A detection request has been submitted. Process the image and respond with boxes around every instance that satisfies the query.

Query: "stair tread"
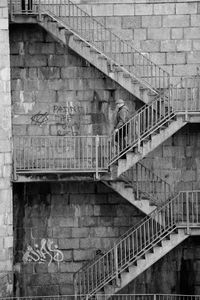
[98,54,107,59]
[123,73,131,78]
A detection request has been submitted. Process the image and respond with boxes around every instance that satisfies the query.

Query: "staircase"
[10,2,200,182]
[10,0,169,105]
[10,3,200,297]
[104,161,172,215]
[11,0,200,208]
[74,190,200,298]
[108,75,200,178]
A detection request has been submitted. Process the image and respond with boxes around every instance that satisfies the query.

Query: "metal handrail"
[121,162,172,205]
[1,295,200,300]
[109,75,200,164]
[10,0,170,93]
[13,135,109,176]
[74,190,200,296]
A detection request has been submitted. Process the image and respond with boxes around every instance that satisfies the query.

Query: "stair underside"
[103,228,188,297]
[105,181,157,215]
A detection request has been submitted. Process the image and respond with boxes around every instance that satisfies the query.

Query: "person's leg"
[21,0,25,11]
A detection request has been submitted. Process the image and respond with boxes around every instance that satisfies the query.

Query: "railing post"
[12,137,17,181]
[10,0,14,21]
[38,0,41,21]
[136,164,139,199]
[74,275,78,300]
[109,31,113,70]
[114,245,120,287]
[185,77,188,121]
[186,191,190,234]
[154,294,157,300]
[137,114,141,152]
[95,135,99,180]
[197,67,200,110]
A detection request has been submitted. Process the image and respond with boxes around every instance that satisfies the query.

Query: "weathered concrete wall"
[13,181,200,296]
[13,182,143,296]
[120,236,200,295]
[10,24,138,139]
[0,0,13,296]
[75,0,200,85]
[142,123,200,195]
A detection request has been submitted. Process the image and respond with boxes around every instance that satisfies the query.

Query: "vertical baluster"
[196,191,199,224]
[73,136,76,169]
[186,191,190,234]
[18,138,20,171]
[136,227,139,255]
[114,244,119,285]
[144,222,147,248]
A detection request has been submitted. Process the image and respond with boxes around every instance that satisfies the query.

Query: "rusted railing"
[10,0,170,92]
[121,162,172,204]
[74,190,200,297]
[13,135,108,177]
[109,75,200,164]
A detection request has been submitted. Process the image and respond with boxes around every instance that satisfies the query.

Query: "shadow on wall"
[91,90,110,135]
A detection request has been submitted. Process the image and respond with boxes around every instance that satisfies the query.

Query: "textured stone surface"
[0,0,12,296]
[10,1,200,297]
[13,182,143,296]
[10,24,137,139]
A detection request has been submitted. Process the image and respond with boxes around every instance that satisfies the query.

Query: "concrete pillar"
[0,0,13,296]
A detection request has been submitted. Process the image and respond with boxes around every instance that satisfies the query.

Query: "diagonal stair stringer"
[31,12,163,104]
[103,180,157,215]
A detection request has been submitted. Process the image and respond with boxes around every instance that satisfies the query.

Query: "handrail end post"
[186,191,190,235]
[114,244,120,287]
[95,135,99,180]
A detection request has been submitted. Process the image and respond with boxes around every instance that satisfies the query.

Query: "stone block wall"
[13,182,143,296]
[10,24,138,139]
[0,0,13,296]
[13,181,200,296]
[142,123,200,196]
[75,0,200,84]
[121,236,200,295]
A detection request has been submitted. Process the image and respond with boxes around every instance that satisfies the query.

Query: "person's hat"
[116,99,124,105]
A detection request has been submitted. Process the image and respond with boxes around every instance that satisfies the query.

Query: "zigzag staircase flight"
[10,0,169,104]
[74,190,200,298]
[11,0,200,216]
[104,161,172,215]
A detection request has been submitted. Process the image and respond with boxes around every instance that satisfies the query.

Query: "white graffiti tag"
[22,239,64,266]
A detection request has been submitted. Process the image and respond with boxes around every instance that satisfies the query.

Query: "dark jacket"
[115,105,129,129]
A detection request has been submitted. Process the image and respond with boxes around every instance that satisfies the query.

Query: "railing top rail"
[135,162,171,187]
[13,135,108,138]
[2,294,200,299]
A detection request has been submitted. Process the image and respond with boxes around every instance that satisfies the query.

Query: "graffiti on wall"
[22,238,64,266]
[31,111,49,126]
[29,102,86,135]
[53,102,85,136]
